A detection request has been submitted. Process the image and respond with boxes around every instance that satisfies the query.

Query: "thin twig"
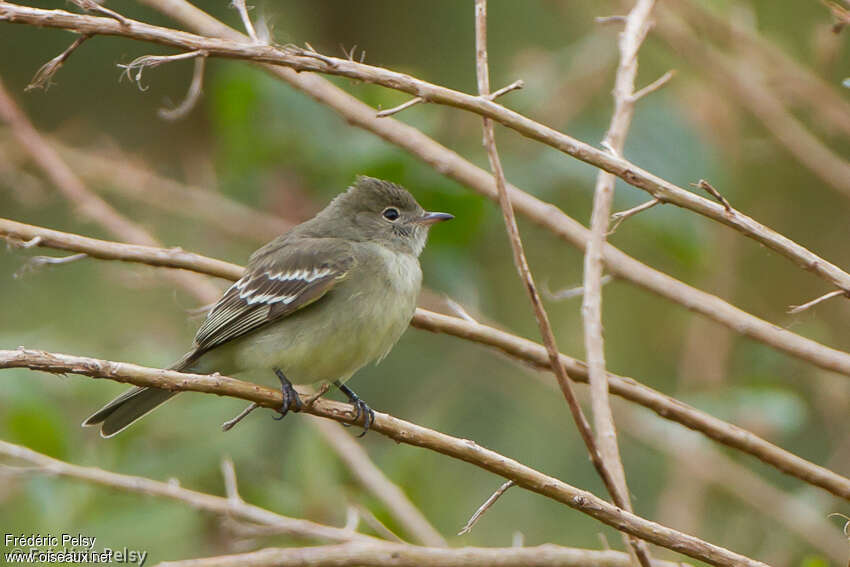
[119,50,207,91]
[0,348,769,566]
[5,3,850,301]
[0,439,372,543]
[691,179,732,213]
[12,0,850,357]
[376,97,423,118]
[221,402,258,431]
[788,290,847,315]
[0,77,222,304]
[474,0,620,513]
[581,3,657,566]
[630,69,675,102]
[309,417,447,548]
[220,456,242,503]
[544,275,614,301]
[231,0,258,42]
[608,198,660,233]
[13,252,87,279]
[457,480,514,535]
[26,35,90,91]
[159,55,206,120]
[69,0,129,25]
[8,218,850,504]
[486,79,525,100]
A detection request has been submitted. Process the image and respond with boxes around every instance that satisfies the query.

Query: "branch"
[13,1,850,395]
[0,349,767,566]
[581,2,656,565]
[155,542,688,567]
[308,417,446,548]
[4,4,850,300]
[472,10,653,567]
[0,134,293,242]
[5,217,850,505]
[0,75,221,305]
[654,8,850,199]
[0,439,371,543]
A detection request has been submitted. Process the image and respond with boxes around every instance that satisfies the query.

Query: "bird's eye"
[382,207,400,221]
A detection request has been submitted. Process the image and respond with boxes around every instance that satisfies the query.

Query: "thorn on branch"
[158,56,206,121]
[691,179,732,213]
[376,97,423,118]
[26,35,90,92]
[118,50,207,92]
[609,198,660,233]
[788,289,848,314]
[458,480,515,535]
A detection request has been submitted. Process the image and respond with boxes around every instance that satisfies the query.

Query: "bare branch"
[159,55,206,120]
[26,35,90,91]
[473,2,629,540]
[0,77,222,304]
[376,97,423,118]
[7,218,850,504]
[220,456,242,503]
[17,0,850,385]
[156,542,689,567]
[0,349,768,565]
[581,3,657,566]
[788,290,847,315]
[0,439,371,543]
[4,3,850,301]
[309,417,447,548]
[457,480,514,535]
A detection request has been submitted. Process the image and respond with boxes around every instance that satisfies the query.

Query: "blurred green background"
[1,1,850,565]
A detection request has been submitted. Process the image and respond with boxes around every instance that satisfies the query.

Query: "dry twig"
[25,35,90,91]
[457,480,514,535]
[4,217,850,504]
[4,2,850,300]
[81,0,850,390]
[159,55,206,120]
[0,348,768,566]
[581,3,657,565]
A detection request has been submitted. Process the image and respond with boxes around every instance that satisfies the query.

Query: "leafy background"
[1,1,849,565]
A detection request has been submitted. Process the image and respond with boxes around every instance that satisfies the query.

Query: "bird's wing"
[193,238,356,352]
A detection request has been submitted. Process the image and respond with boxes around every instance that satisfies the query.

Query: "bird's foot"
[274,368,303,420]
[335,381,375,437]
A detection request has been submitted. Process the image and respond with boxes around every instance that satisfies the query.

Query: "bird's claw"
[343,398,374,437]
[273,368,302,421]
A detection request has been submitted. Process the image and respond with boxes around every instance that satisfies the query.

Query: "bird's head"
[323,176,453,256]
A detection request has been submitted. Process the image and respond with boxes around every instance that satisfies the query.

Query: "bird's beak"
[414,211,454,225]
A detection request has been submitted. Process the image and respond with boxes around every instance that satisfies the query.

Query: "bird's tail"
[82,351,199,438]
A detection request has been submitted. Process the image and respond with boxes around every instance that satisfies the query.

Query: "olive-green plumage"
[83,177,452,437]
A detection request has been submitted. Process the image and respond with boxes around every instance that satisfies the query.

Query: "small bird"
[83,176,452,437]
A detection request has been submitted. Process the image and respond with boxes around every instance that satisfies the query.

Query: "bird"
[83,176,453,438]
